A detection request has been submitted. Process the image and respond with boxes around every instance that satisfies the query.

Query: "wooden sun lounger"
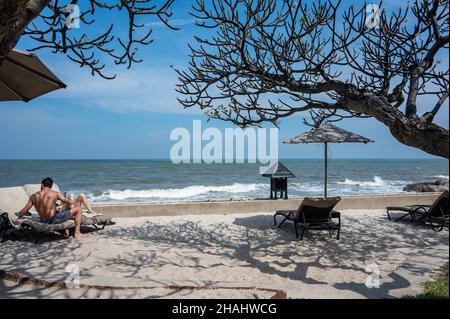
[3,212,113,243]
[274,197,341,240]
[386,191,449,231]
[386,205,431,222]
[81,214,114,230]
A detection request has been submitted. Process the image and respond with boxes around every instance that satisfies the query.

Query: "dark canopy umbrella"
[284,123,374,198]
[0,49,66,102]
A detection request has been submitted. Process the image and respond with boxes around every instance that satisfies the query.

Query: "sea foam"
[336,176,387,187]
[98,183,265,200]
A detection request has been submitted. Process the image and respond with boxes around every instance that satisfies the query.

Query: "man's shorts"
[43,210,72,224]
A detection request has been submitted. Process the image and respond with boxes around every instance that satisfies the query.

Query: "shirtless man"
[18,177,85,239]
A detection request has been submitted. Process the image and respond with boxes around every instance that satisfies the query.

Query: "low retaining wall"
[92,193,441,218]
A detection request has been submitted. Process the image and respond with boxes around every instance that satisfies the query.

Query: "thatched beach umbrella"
[284,123,374,198]
[0,49,66,102]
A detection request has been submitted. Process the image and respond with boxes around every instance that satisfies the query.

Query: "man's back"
[18,177,86,238]
[31,189,59,220]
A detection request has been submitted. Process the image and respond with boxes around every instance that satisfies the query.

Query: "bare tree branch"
[177,0,449,158]
[1,0,176,78]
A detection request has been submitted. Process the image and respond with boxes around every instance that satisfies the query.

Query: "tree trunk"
[0,0,49,63]
[341,93,449,159]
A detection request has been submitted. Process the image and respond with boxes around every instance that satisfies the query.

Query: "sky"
[0,0,448,160]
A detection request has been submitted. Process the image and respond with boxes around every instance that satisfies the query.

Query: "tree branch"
[177,0,449,158]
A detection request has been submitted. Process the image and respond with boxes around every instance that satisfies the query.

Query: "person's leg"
[70,207,85,238]
[50,211,76,238]
[74,194,96,213]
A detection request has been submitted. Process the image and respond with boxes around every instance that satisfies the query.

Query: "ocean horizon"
[0,159,447,204]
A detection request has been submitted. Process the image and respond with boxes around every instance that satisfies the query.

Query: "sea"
[0,159,448,204]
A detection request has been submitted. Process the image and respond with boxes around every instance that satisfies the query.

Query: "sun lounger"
[0,212,14,239]
[0,185,114,242]
[386,205,431,222]
[386,191,449,231]
[4,212,75,243]
[81,213,114,230]
[2,211,113,243]
[274,197,341,240]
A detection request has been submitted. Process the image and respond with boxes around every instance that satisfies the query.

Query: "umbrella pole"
[324,142,328,198]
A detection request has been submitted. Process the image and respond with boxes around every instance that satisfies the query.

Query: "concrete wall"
[0,184,441,218]
[92,193,442,218]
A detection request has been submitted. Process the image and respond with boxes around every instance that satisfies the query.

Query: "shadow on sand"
[0,212,448,298]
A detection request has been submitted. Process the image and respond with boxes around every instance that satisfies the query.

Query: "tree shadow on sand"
[0,213,447,298]
[96,213,448,298]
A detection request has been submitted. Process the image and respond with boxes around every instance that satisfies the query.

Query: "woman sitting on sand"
[57,193,97,215]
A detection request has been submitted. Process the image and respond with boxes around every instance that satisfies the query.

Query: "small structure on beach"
[261,162,295,199]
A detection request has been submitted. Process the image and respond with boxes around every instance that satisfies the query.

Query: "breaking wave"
[336,176,388,187]
[93,183,266,201]
[88,176,409,203]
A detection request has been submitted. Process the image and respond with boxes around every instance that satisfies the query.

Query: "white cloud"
[47,64,200,115]
[0,105,89,129]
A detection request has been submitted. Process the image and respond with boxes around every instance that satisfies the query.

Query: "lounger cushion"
[82,215,111,226]
[21,218,75,233]
[0,184,62,214]
[295,197,341,218]
[0,187,29,213]
[299,197,341,209]
[22,183,60,197]
[7,212,74,233]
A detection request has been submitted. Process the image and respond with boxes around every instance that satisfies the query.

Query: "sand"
[0,210,448,299]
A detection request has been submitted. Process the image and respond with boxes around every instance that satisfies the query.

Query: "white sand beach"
[0,210,448,299]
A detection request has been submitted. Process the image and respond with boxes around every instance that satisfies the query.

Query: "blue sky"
[0,0,448,160]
